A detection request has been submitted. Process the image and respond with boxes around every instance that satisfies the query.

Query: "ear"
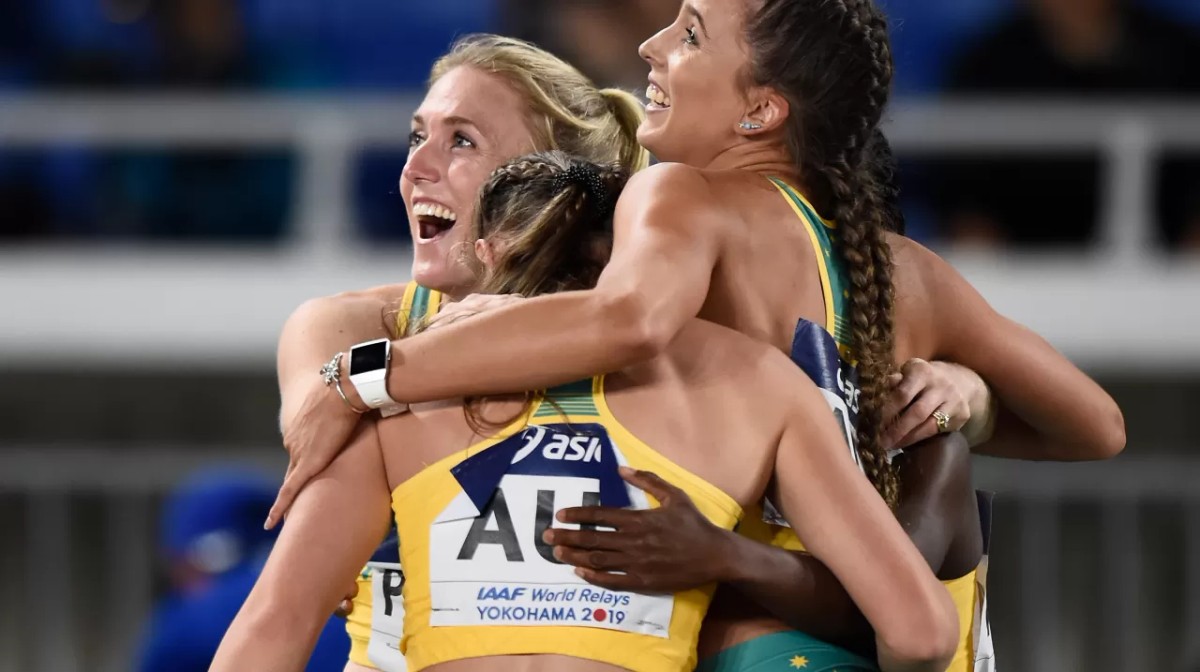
[738,86,789,136]
[474,238,496,269]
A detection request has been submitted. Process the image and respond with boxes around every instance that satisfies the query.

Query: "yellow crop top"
[393,376,743,672]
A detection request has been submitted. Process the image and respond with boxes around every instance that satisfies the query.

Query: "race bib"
[763,319,863,528]
[428,424,672,637]
[791,318,860,465]
[365,562,407,672]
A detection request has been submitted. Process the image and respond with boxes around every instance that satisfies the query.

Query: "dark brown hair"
[746,0,900,505]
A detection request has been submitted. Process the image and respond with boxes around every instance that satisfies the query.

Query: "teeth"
[646,83,671,108]
[413,202,457,222]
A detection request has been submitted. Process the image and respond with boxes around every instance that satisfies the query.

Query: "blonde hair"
[431,34,649,176]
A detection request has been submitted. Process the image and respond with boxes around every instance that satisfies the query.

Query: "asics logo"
[512,426,604,465]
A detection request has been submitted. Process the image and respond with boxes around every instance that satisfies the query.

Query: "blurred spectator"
[931,0,1200,251]
[504,0,674,88]
[155,0,255,87]
[136,467,349,672]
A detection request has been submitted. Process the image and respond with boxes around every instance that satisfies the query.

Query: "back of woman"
[368,153,792,672]
[361,152,953,672]
[372,320,787,672]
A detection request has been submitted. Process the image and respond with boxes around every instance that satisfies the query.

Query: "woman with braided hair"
[274,0,1124,669]
[213,151,957,672]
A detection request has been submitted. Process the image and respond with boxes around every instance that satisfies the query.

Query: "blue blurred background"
[1,1,1199,671]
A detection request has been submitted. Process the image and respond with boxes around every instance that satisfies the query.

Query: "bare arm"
[722,433,974,655]
[770,373,959,672]
[369,164,723,403]
[212,424,392,672]
[897,239,1125,460]
[277,289,395,433]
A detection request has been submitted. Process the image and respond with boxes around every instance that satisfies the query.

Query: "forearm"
[720,531,873,653]
[278,294,391,432]
[954,319,1124,461]
[211,603,326,672]
[382,290,656,404]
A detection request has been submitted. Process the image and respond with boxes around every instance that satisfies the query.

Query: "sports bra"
[392,377,743,672]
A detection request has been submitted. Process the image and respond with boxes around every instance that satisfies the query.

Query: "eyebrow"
[684,3,709,38]
[411,114,483,131]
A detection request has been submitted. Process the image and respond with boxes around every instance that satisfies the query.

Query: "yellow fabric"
[346,280,444,670]
[943,569,979,672]
[346,571,378,668]
[769,179,836,337]
[394,376,743,672]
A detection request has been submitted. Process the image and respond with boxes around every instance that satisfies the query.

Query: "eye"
[408,130,426,148]
[684,26,699,46]
[453,132,476,149]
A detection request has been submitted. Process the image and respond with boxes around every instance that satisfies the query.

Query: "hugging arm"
[721,432,973,654]
[367,164,724,404]
[769,375,959,672]
[903,241,1125,460]
[212,423,392,672]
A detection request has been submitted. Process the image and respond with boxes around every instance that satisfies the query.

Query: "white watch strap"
[352,375,408,415]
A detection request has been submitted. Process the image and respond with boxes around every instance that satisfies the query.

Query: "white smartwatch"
[348,338,408,417]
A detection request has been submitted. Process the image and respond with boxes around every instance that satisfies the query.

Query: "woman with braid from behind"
[279,0,1125,669]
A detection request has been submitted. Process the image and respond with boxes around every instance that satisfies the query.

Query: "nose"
[638,24,669,67]
[401,138,441,186]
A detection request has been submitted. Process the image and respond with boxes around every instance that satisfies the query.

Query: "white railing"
[2,96,1200,370]
[0,448,1195,672]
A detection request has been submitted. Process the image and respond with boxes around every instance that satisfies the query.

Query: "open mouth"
[413,202,458,241]
[646,82,671,110]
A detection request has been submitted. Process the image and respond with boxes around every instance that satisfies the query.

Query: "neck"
[700,139,805,191]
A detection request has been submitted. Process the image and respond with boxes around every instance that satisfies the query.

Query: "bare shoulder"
[885,233,968,297]
[617,163,729,224]
[330,282,411,307]
[667,319,804,414]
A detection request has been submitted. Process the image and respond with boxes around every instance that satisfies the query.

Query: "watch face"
[350,341,388,376]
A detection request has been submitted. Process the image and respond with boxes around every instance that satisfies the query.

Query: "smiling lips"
[646,82,672,109]
[413,202,458,241]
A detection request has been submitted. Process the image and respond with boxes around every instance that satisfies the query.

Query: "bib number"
[431,441,672,637]
[366,562,407,672]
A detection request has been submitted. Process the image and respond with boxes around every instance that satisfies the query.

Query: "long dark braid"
[747,0,900,506]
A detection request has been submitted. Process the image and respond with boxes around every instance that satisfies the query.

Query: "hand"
[267,377,363,529]
[425,293,525,331]
[543,467,735,593]
[335,579,359,618]
[881,359,993,450]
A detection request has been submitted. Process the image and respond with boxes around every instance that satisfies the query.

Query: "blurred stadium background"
[1,0,1199,670]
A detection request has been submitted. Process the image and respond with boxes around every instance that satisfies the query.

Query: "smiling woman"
[259,33,648,672]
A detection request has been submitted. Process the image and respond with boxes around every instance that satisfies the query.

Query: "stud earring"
[739,121,763,131]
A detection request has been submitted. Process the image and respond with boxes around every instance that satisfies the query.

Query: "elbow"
[1097,403,1127,459]
[876,592,959,671]
[600,291,674,365]
[1076,400,1126,461]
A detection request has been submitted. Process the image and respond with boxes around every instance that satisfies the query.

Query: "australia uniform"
[394,377,742,671]
[345,282,443,672]
[702,180,995,672]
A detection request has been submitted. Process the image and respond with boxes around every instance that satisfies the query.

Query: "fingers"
[885,389,943,449]
[556,505,642,529]
[882,359,929,423]
[543,526,629,551]
[553,546,626,571]
[266,461,316,530]
[618,467,681,504]
[334,580,359,618]
[894,402,967,450]
[574,568,646,592]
